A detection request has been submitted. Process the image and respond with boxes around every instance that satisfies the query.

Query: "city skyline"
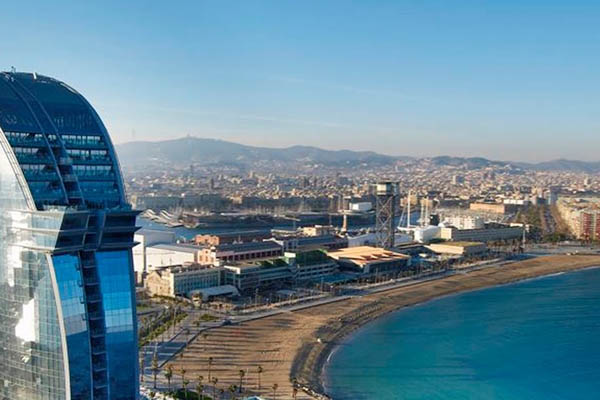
[1,1,599,162]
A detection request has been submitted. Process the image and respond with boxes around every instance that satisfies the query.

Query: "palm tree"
[238,369,245,393]
[272,383,279,400]
[207,356,213,382]
[211,377,218,399]
[203,333,208,353]
[292,377,299,399]
[183,378,190,400]
[229,385,238,400]
[164,364,173,393]
[140,357,145,382]
[197,375,204,399]
[196,383,204,400]
[179,367,187,396]
[256,365,263,390]
[151,352,159,389]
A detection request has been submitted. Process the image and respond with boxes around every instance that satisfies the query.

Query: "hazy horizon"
[2,1,598,162]
[116,135,600,164]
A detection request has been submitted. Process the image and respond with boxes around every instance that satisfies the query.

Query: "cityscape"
[1,1,600,400]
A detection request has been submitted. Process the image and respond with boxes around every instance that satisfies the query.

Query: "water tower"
[375,181,398,248]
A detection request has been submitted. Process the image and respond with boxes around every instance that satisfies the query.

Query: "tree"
[165,364,173,393]
[272,383,279,400]
[256,365,263,390]
[238,369,245,393]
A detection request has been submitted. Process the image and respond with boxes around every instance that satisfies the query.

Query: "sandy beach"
[171,254,600,399]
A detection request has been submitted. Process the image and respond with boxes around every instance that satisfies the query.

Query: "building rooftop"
[150,243,202,254]
[328,246,409,266]
[214,241,282,252]
[433,241,484,247]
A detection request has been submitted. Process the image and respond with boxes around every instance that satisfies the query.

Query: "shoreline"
[318,263,600,396]
[290,255,600,398]
[173,254,600,400]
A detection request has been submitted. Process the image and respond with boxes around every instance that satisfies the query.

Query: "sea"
[324,267,600,400]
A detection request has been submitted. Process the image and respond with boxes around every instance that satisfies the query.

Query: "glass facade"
[0,135,66,399]
[52,254,92,400]
[96,251,137,400]
[0,72,138,400]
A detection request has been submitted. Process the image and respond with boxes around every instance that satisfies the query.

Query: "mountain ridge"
[115,137,600,172]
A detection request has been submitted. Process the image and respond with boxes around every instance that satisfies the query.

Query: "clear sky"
[1,0,598,162]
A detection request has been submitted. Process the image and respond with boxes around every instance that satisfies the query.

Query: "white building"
[133,229,177,279]
[444,215,485,230]
[146,244,202,270]
[349,202,373,212]
[413,226,441,243]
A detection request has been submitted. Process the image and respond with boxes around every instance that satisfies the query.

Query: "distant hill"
[428,156,512,169]
[517,159,600,173]
[115,137,405,168]
[115,137,600,173]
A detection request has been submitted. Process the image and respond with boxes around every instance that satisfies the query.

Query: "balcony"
[23,170,59,182]
[15,153,54,164]
[77,173,116,182]
[6,135,46,147]
[63,141,107,150]
[62,174,78,182]
[30,188,64,201]
[70,157,113,165]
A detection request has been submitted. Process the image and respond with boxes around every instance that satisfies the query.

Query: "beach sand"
[171,254,600,399]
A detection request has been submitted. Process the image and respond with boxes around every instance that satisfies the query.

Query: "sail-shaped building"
[0,72,138,399]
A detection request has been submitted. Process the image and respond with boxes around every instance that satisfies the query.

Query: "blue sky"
[1,0,598,161]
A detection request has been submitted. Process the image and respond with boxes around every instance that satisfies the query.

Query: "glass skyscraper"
[0,72,138,399]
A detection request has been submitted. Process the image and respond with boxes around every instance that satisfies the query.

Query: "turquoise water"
[325,267,600,400]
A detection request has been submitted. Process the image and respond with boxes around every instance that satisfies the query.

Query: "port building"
[327,246,410,276]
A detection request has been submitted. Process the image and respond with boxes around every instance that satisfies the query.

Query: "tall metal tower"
[375,181,398,249]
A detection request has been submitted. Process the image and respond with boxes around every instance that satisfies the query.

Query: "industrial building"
[0,72,138,399]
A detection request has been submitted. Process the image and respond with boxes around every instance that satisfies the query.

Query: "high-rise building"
[0,72,138,399]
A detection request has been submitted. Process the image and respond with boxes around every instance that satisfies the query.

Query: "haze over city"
[2,0,599,161]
